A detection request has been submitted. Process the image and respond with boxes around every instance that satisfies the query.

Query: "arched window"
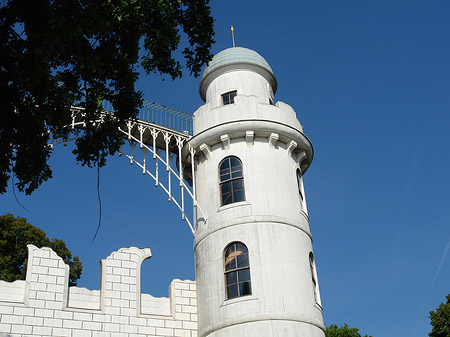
[296,169,304,201]
[224,242,251,299]
[296,168,308,214]
[219,156,245,206]
[309,252,321,306]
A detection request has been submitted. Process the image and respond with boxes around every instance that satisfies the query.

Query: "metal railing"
[102,100,193,135]
[64,103,201,234]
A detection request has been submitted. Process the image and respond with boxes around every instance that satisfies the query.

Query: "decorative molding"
[269,132,279,148]
[287,140,297,156]
[245,130,254,145]
[199,143,211,159]
[220,134,230,150]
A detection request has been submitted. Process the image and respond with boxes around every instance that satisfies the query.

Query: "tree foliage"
[429,294,450,337]
[326,323,372,337]
[0,213,82,286]
[0,0,214,194]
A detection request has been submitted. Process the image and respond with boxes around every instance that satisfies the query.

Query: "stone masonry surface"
[0,245,197,337]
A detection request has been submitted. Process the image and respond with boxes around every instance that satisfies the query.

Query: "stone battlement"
[0,245,197,337]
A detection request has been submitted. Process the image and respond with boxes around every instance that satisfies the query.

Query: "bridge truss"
[50,102,205,234]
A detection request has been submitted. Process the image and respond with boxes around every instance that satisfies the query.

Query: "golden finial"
[231,25,235,48]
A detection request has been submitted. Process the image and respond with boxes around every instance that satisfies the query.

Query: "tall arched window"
[296,169,304,202]
[224,242,251,299]
[296,168,308,214]
[219,156,245,206]
[309,252,321,306]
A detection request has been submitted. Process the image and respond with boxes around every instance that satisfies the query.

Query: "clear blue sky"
[1,1,450,336]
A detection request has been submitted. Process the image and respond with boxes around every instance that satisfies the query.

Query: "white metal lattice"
[49,107,205,234]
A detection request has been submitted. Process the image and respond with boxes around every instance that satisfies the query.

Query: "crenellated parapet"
[100,246,151,315]
[25,245,70,311]
[0,245,197,337]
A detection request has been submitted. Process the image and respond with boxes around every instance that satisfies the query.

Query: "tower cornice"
[184,119,313,174]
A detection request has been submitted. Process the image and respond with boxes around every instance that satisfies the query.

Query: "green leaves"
[0,0,214,194]
[0,213,83,286]
[429,294,450,337]
[326,323,372,337]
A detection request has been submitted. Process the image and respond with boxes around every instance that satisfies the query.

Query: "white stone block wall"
[0,245,197,337]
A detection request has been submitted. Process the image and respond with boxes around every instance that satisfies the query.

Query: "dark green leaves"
[0,0,214,194]
[0,213,82,286]
[326,323,372,337]
[429,294,450,337]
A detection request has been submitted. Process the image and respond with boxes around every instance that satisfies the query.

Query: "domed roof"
[199,47,277,101]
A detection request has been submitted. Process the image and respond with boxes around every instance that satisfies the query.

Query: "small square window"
[222,91,237,105]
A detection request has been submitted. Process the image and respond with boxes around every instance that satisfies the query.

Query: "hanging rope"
[11,173,28,211]
[91,162,102,243]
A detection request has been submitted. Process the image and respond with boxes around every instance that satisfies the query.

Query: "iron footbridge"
[50,101,205,234]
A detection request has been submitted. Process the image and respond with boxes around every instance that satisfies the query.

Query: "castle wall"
[0,245,197,337]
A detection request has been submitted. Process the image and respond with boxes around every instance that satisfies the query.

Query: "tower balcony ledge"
[193,95,304,134]
[183,119,313,173]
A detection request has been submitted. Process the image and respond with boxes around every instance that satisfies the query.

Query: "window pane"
[220,159,230,170]
[227,285,238,299]
[225,256,236,271]
[229,157,241,168]
[236,254,249,268]
[222,181,232,194]
[231,167,242,178]
[225,244,236,256]
[231,171,242,179]
[232,179,243,191]
[238,269,251,282]
[222,193,233,206]
[297,169,302,186]
[223,95,230,105]
[231,249,243,258]
[230,91,237,103]
[239,282,251,296]
[233,190,245,203]
[220,172,230,182]
[220,168,230,176]
[297,169,304,200]
[230,166,242,174]
[235,242,247,254]
[230,164,241,172]
[226,271,237,285]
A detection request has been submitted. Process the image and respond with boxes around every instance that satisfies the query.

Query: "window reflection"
[224,242,252,299]
[222,91,237,105]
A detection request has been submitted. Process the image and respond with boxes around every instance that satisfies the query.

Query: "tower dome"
[199,47,278,101]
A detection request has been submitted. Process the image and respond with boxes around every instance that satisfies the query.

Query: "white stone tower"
[189,47,325,337]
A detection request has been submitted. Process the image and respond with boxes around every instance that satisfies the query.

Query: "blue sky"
[1,1,450,336]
